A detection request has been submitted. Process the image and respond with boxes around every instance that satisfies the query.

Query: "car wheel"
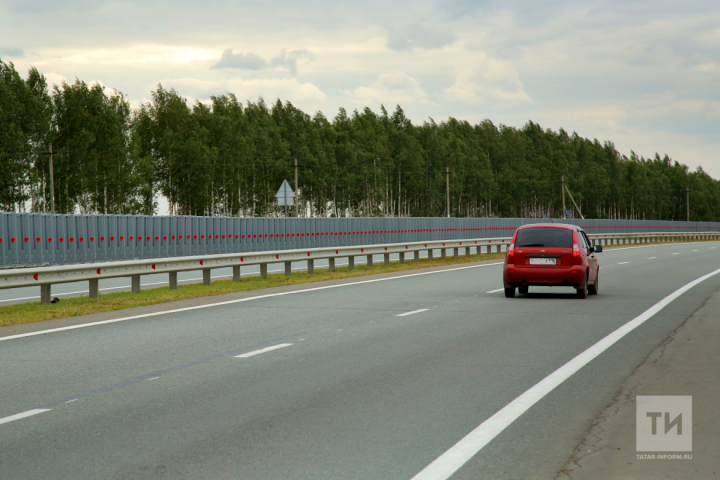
[504,287,516,298]
[588,272,599,295]
[577,273,588,299]
[518,285,529,294]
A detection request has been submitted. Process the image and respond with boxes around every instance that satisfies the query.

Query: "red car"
[503,223,601,298]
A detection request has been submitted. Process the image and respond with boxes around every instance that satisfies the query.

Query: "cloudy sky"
[2,0,719,177]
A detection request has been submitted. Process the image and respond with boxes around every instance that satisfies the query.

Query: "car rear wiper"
[519,243,544,247]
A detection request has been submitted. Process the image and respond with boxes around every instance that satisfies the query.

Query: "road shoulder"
[557,287,720,479]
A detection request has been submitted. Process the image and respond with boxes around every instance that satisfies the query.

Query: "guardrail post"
[428,249,434,260]
[466,246,471,256]
[132,275,140,293]
[454,247,459,257]
[40,284,51,304]
[349,256,355,269]
[441,248,447,259]
[260,264,268,278]
[169,272,178,290]
[233,266,241,282]
[367,254,373,267]
[329,258,335,272]
[203,269,212,285]
[284,262,291,276]
[384,253,390,265]
[89,279,99,298]
[399,252,405,264]
[307,259,314,273]
[414,250,420,262]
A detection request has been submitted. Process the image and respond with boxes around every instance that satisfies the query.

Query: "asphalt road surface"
[1,241,718,479]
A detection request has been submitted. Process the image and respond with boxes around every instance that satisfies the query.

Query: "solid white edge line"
[411,266,720,480]
[486,288,504,294]
[396,309,429,317]
[0,408,52,426]
[618,262,629,264]
[0,262,504,342]
[234,343,293,358]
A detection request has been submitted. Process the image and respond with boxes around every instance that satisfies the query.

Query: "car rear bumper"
[503,264,586,288]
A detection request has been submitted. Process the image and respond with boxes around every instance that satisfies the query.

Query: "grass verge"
[1,252,506,328]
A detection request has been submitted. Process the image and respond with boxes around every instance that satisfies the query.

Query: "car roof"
[517,223,579,230]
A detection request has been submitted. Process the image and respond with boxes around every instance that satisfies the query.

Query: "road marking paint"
[618,262,629,265]
[65,399,77,403]
[411,266,720,480]
[0,408,51,426]
[647,257,656,259]
[148,377,159,380]
[1,262,504,342]
[693,250,698,252]
[486,288,504,294]
[396,309,429,317]
[672,253,680,255]
[234,343,293,358]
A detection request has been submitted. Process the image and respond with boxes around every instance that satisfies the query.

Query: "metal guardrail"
[1,230,718,304]
[3,212,720,268]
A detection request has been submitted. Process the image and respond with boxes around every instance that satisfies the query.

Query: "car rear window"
[515,228,573,247]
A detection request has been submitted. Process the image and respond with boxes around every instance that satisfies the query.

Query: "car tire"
[504,287,516,298]
[588,272,599,295]
[577,273,588,299]
[518,285,529,295]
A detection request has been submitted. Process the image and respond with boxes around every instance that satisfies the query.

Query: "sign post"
[276,179,296,217]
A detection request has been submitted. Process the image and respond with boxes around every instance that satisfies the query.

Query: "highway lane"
[0,241,718,479]
[0,248,481,304]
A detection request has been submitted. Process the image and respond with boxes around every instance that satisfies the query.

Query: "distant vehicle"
[503,223,601,298]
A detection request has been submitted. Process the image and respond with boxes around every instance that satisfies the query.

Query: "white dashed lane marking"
[396,309,429,317]
[234,343,293,358]
[0,409,51,426]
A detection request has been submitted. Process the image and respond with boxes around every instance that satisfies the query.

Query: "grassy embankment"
[1,252,507,328]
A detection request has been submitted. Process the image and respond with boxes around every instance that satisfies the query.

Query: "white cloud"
[445,53,530,104]
[43,72,67,89]
[343,71,432,105]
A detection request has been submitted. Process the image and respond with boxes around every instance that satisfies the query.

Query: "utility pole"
[446,166,450,218]
[687,186,690,222]
[561,175,566,219]
[49,143,55,214]
[294,157,299,217]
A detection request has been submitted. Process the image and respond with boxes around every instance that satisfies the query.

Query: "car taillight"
[572,231,580,257]
[508,230,518,257]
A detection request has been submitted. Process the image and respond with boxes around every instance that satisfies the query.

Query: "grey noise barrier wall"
[1,212,720,269]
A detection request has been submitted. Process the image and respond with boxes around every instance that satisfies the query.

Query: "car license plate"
[530,258,556,265]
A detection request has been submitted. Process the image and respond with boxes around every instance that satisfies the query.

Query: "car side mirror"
[593,245,603,253]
